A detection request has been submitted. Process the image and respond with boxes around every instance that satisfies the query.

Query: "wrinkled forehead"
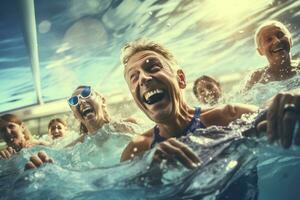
[124,50,166,75]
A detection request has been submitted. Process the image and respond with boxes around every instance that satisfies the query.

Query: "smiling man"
[120,39,260,168]
[245,20,300,90]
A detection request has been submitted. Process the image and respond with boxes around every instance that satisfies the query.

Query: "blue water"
[1,0,300,199]
[1,79,300,200]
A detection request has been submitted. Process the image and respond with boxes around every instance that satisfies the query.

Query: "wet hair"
[0,114,32,141]
[255,20,292,49]
[193,75,221,99]
[72,86,111,135]
[48,118,67,129]
[120,38,179,71]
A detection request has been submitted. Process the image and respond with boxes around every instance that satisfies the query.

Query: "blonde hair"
[255,20,292,48]
[120,38,179,71]
[73,86,111,135]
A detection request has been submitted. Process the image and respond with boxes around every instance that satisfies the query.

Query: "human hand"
[0,147,16,160]
[24,151,54,170]
[153,138,201,169]
[256,92,300,148]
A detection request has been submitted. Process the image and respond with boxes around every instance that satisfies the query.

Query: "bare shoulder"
[201,103,257,127]
[120,128,154,162]
[244,68,265,90]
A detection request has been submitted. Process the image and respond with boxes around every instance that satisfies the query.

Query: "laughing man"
[120,38,300,169]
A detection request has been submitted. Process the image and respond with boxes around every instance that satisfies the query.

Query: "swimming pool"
[1,75,300,200]
[1,1,300,200]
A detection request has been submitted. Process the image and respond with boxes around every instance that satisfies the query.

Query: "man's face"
[69,88,105,128]
[257,25,292,64]
[0,121,26,151]
[48,121,67,139]
[124,50,186,123]
[196,79,221,105]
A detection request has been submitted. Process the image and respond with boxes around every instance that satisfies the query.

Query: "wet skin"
[0,121,27,151]
[257,25,292,66]
[69,88,106,133]
[49,121,67,139]
[124,50,189,125]
[196,80,221,105]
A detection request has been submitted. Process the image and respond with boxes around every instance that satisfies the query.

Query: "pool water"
[1,74,300,200]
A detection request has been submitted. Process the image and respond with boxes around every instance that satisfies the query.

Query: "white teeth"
[273,47,283,52]
[144,89,163,101]
[82,107,91,112]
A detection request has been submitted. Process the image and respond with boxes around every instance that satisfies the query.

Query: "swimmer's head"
[255,21,292,61]
[121,38,179,72]
[68,86,110,134]
[193,75,222,105]
[0,114,32,151]
[121,39,188,123]
[48,118,67,139]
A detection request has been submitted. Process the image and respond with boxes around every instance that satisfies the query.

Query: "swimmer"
[66,86,137,147]
[245,20,300,90]
[120,39,300,167]
[48,118,68,140]
[193,75,222,105]
[0,114,49,159]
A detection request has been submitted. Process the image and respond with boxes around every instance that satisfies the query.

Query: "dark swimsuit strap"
[150,107,205,148]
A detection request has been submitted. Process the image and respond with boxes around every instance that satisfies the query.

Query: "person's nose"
[272,36,280,44]
[140,71,152,87]
[5,126,11,134]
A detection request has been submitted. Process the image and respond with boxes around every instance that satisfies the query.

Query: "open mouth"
[272,47,284,53]
[143,89,166,105]
[80,106,95,119]
[271,43,288,53]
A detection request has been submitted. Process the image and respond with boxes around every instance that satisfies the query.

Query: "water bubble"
[226,160,238,171]
[148,11,153,16]
[133,147,138,152]
[209,157,213,161]
[130,153,134,158]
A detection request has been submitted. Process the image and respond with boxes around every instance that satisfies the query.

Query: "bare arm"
[244,70,264,91]
[201,103,258,127]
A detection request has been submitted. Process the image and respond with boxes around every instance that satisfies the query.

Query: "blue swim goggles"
[68,86,92,106]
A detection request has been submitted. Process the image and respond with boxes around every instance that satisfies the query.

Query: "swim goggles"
[68,86,92,106]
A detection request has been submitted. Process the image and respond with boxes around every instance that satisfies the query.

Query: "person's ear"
[20,123,25,131]
[257,47,264,56]
[177,69,186,89]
